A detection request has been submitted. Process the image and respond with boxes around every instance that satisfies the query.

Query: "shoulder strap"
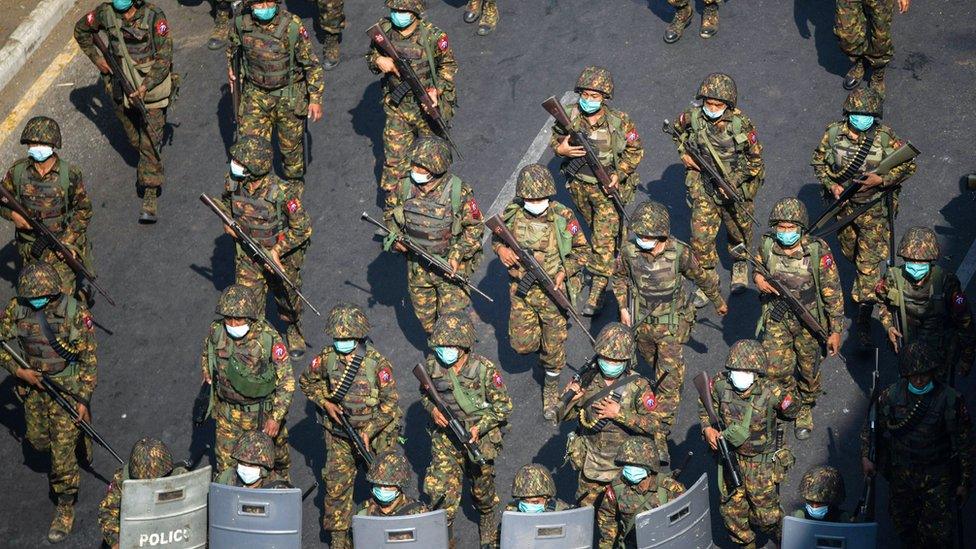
[809,239,826,323]
[449,175,462,214]
[827,123,841,145]
[57,159,71,197]
[657,485,669,506]
[553,211,571,261]
[11,162,26,200]
[419,23,439,89]
[580,374,641,410]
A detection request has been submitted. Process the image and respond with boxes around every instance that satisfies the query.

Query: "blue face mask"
[518,500,545,514]
[372,486,399,504]
[908,380,934,395]
[390,10,413,28]
[229,160,247,179]
[805,503,829,520]
[776,230,801,247]
[598,358,626,378]
[28,297,51,309]
[578,97,602,115]
[904,262,930,281]
[621,465,648,484]
[435,346,460,365]
[27,146,54,162]
[252,6,277,21]
[848,114,875,132]
[333,339,356,354]
[112,0,133,11]
[702,104,726,120]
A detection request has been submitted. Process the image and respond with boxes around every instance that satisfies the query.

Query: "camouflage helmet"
[511,464,556,498]
[429,313,476,348]
[232,430,275,470]
[385,0,426,14]
[21,116,62,149]
[897,341,939,377]
[697,73,737,107]
[128,437,174,480]
[575,66,614,99]
[897,226,940,261]
[631,200,670,238]
[614,437,659,471]
[726,339,768,373]
[18,261,62,298]
[215,284,260,320]
[367,450,411,489]
[843,88,883,117]
[230,135,273,177]
[408,136,451,175]
[593,322,634,362]
[515,163,557,199]
[768,197,809,230]
[325,303,371,339]
[799,465,845,505]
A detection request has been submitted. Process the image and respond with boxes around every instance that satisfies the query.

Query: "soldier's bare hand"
[449,258,460,277]
[468,425,480,444]
[14,367,43,389]
[704,427,721,451]
[563,381,583,400]
[307,104,323,122]
[897,0,910,13]
[716,302,729,316]
[607,173,619,191]
[263,418,280,438]
[268,248,286,272]
[393,241,408,254]
[431,407,449,428]
[375,56,398,76]
[827,333,841,356]
[497,246,518,268]
[96,58,112,75]
[321,400,342,423]
[861,457,876,478]
[887,327,902,353]
[619,308,632,326]
[361,431,371,453]
[831,184,844,199]
[426,87,439,108]
[592,398,621,420]
[76,403,91,424]
[754,274,779,295]
[857,172,883,188]
[112,544,120,549]
[554,271,566,292]
[680,153,700,171]
[227,67,236,93]
[555,135,586,158]
[223,224,236,238]
[128,84,147,101]
[10,211,31,230]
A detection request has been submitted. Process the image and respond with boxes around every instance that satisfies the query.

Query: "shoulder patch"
[641,390,658,411]
[83,313,94,331]
[466,198,482,220]
[747,130,758,145]
[492,371,504,388]
[567,218,581,235]
[604,484,616,503]
[272,342,288,362]
[86,11,96,25]
[678,112,687,127]
[820,253,834,270]
[378,365,393,385]
[155,19,169,37]
[299,25,309,39]
[625,130,639,143]
[437,33,449,51]
[874,278,887,296]
[951,291,968,315]
[287,198,300,214]
[310,355,322,372]
[780,393,794,411]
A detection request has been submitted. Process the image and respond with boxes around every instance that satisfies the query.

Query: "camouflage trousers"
[761,315,823,407]
[19,381,84,498]
[718,455,783,547]
[668,0,718,8]
[509,283,567,373]
[322,426,398,531]
[16,236,94,297]
[634,319,691,434]
[568,178,623,280]
[834,0,894,68]
[239,86,307,197]
[686,175,754,270]
[423,429,499,526]
[381,101,436,192]
[466,0,499,29]
[837,199,889,304]
[577,477,618,547]
[236,243,307,324]
[214,399,291,481]
[407,259,470,335]
[103,78,166,189]
[886,464,954,546]
[315,0,345,34]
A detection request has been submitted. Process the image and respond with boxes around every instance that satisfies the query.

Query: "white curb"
[0,0,79,94]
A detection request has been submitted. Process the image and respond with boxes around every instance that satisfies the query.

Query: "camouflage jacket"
[670,106,764,190]
[366,18,458,106]
[698,374,799,457]
[492,201,588,281]
[811,122,916,199]
[358,494,429,516]
[601,475,686,544]
[549,104,644,186]
[0,156,92,246]
[221,174,312,255]
[98,465,188,546]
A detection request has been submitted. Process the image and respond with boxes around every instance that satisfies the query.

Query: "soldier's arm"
[732,113,763,186]
[697,375,720,432]
[476,362,512,434]
[816,244,846,334]
[73,8,105,65]
[298,354,324,403]
[672,110,693,155]
[564,211,588,276]
[430,29,457,99]
[72,305,98,402]
[277,195,312,253]
[810,127,835,189]
[448,186,484,264]
[200,328,214,381]
[610,254,631,311]
[365,41,383,75]
[98,470,125,547]
[0,168,15,222]
[66,166,93,243]
[615,113,643,179]
[363,358,401,439]
[880,130,917,186]
[382,187,403,235]
[142,8,173,91]
[614,378,658,436]
[269,332,295,422]
[294,21,325,106]
[0,300,19,374]
[225,18,241,66]
[680,248,725,309]
[874,274,896,332]
[420,359,436,415]
[945,274,976,372]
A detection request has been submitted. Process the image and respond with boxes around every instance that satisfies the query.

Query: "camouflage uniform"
[1,117,94,297]
[227,2,324,199]
[875,227,975,380]
[664,0,720,42]
[790,465,851,522]
[357,451,429,517]
[598,437,686,549]
[503,463,572,512]
[367,0,458,192]
[492,164,588,420]
[611,200,725,461]
[861,342,974,546]
[550,67,643,315]
[213,430,280,487]
[199,285,295,480]
[561,323,663,547]
[834,0,896,93]
[462,0,499,35]
[300,304,403,546]
[383,137,484,335]
[0,262,97,543]
[698,340,799,548]
[421,314,512,548]
[222,136,312,356]
[74,1,173,221]
[316,0,344,68]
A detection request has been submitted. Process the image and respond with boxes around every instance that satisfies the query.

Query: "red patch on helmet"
[492,371,504,388]
[378,366,393,385]
[272,342,287,362]
[568,219,581,235]
[781,394,793,411]
[155,19,169,37]
[642,390,658,411]
[310,355,322,372]
[605,485,616,503]
[820,253,834,270]
[467,198,482,220]
[437,33,449,51]
[299,25,309,39]
[747,130,757,145]
[287,198,300,214]
[951,291,968,315]
[625,130,639,143]
[83,314,94,331]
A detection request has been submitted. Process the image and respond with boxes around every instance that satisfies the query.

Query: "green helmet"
[897,341,938,377]
[20,116,61,148]
[215,284,260,320]
[429,313,476,348]
[614,437,659,471]
[408,136,451,175]
[367,450,411,489]
[897,226,940,261]
[18,261,62,298]
[726,339,768,373]
[697,73,737,107]
[631,200,670,238]
[128,437,174,480]
[843,88,883,117]
[575,66,614,99]
[230,135,273,177]
[768,197,809,230]
[799,465,845,505]
[325,303,371,339]
[515,163,556,199]
[385,0,426,14]
[232,430,275,470]
[593,322,633,362]
[511,464,556,498]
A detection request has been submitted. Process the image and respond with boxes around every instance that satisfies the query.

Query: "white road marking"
[0,39,79,145]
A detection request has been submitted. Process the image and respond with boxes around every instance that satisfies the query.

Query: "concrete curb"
[0,0,79,94]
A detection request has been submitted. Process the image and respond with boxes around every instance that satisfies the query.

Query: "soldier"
[1,117,94,299]
[492,164,588,421]
[0,262,97,543]
[461,0,498,35]
[598,437,686,549]
[99,438,188,548]
[861,341,973,546]
[504,463,572,513]
[222,135,312,357]
[875,227,974,381]
[669,74,763,299]
[207,1,233,50]
[358,450,430,517]
[561,322,662,546]
[199,284,295,481]
[315,0,344,69]
[227,0,324,199]
[663,0,721,43]
[74,0,173,223]
[792,465,850,522]
[383,137,484,335]
[420,314,512,549]
[300,303,404,549]
[611,200,727,463]
[214,430,279,488]
[699,340,799,548]
[811,88,916,346]
[835,0,911,94]
[550,66,643,317]
[367,0,458,192]
[754,198,843,440]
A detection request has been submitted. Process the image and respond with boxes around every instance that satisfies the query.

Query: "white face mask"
[702,104,727,120]
[635,237,657,251]
[410,170,433,185]
[729,370,755,391]
[237,464,261,485]
[523,199,549,216]
[225,322,250,339]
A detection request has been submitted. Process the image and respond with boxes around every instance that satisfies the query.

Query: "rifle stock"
[412,363,486,464]
[693,371,743,490]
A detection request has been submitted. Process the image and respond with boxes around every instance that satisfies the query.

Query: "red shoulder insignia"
[641,390,658,411]
[747,130,758,145]
[272,342,288,362]
[781,393,794,411]
[287,198,300,214]
[567,219,581,235]
[83,314,94,331]
[299,25,309,39]
[467,198,482,220]
[874,278,887,296]
[708,376,715,391]
[378,366,393,385]
[155,19,169,37]
[678,112,687,127]
[86,11,96,26]
[437,33,449,51]
[625,130,639,143]
[604,485,616,503]
[820,253,834,270]
[310,355,321,372]
[951,291,968,315]
[492,371,504,388]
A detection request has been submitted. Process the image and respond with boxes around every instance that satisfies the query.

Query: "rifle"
[854,348,881,522]
[228,1,244,130]
[366,24,461,159]
[693,371,743,490]
[884,190,902,353]
[200,194,321,316]
[302,481,318,501]
[485,214,596,345]
[560,355,599,409]
[810,185,899,238]
[361,212,492,303]
[412,363,486,465]
[0,186,115,306]
[336,410,374,466]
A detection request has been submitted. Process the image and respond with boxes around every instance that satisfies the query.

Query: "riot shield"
[209,482,302,549]
[352,509,450,548]
[499,506,594,549]
[781,515,878,549]
[119,465,210,549]
[635,473,714,548]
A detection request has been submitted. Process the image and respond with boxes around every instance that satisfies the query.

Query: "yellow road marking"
[0,38,81,144]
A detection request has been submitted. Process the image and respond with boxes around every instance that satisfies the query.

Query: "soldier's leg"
[835,0,868,87]
[741,459,784,544]
[213,402,243,475]
[424,431,465,527]
[434,276,472,328]
[723,199,755,292]
[585,191,619,314]
[886,467,922,544]
[700,0,719,39]
[566,179,593,227]
[468,459,500,546]
[317,0,345,68]
[719,483,755,547]
[381,104,415,192]
[136,108,165,221]
[863,0,894,95]
[477,0,498,35]
[688,178,721,305]
[275,246,307,356]
[464,0,482,24]
[650,323,689,465]
[793,330,823,438]
[664,0,693,44]
[47,395,82,500]
[509,290,543,356]
[537,292,568,419]
[23,387,52,452]
[322,430,357,544]
[576,477,616,545]
[271,423,291,481]
[852,210,887,345]
[761,320,800,397]
[408,264,439,335]
[208,1,232,50]
[915,468,953,545]
[276,99,307,198]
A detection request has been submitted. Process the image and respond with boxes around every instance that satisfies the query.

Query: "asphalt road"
[0,0,973,547]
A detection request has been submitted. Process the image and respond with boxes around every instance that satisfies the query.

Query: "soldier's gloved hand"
[14,367,43,389]
[703,426,720,451]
